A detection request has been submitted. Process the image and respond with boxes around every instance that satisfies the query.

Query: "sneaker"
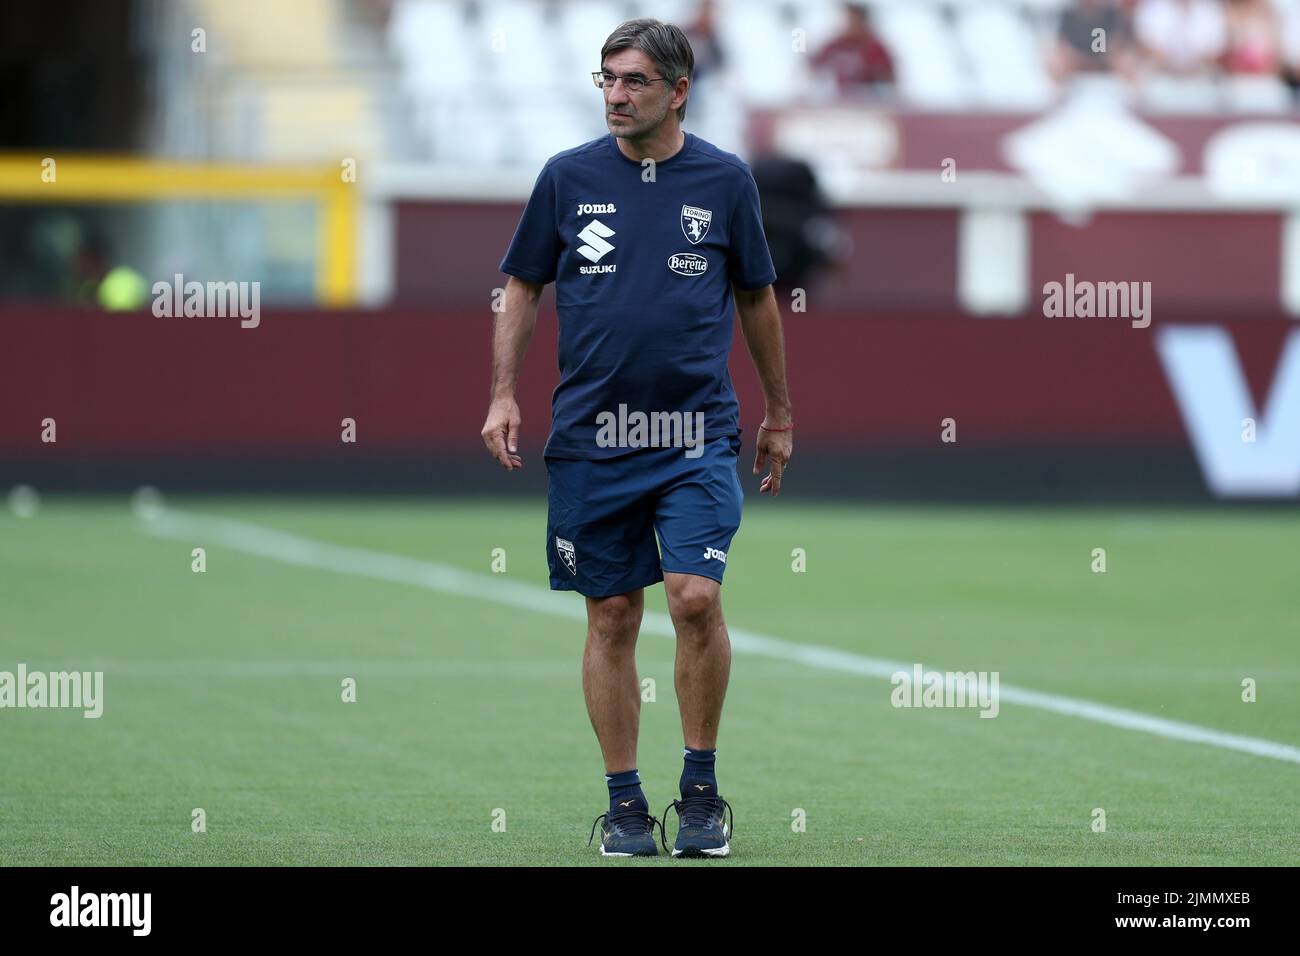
[662,792,733,858]
[587,804,663,857]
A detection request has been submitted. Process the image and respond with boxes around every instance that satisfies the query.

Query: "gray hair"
[600,18,694,121]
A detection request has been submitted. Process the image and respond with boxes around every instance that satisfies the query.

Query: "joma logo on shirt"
[577,202,617,215]
[703,547,727,563]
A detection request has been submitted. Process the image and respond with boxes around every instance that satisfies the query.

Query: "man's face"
[600,48,681,138]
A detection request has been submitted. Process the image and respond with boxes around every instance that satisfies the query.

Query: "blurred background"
[3,0,1300,501]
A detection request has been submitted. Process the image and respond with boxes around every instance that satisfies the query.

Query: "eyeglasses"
[592,70,670,93]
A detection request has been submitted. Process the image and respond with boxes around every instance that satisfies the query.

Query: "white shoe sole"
[672,843,729,857]
[599,845,656,857]
[671,825,730,858]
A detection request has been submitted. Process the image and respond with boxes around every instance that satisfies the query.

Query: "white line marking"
[142,507,1300,766]
[13,659,578,678]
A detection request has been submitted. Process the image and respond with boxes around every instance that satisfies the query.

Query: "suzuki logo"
[1157,327,1300,498]
[577,219,615,263]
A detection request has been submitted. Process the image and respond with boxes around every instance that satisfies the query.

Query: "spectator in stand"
[811,2,894,96]
[1134,0,1226,74]
[1284,0,1300,97]
[683,0,725,84]
[1221,0,1282,75]
[1050,0,1138,84]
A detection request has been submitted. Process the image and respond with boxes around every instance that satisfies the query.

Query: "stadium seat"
[390,1,481,157]
[1224,75,1293,114]
[716,0,809,107]
[389,1,475,97]
[1015,0,1072,11]
[872,4,968,107]
[558,0,627,94]
[478,0,563,96]
[1140,75,1224,114]
[954,3,1054,109]
[630,0,695,25]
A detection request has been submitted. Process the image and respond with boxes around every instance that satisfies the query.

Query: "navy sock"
[605,769,646,814]
[680,747,717,798]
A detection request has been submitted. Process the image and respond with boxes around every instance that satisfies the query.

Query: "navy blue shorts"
[545,435,743,598]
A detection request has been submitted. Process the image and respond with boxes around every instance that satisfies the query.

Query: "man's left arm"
[735,283,793,496]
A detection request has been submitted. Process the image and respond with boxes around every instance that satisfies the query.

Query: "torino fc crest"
[555,536,577,575]
[681,205,712,244]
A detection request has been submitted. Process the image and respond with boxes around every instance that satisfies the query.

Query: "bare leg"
[663,572,730,750]
[582,589,645,772]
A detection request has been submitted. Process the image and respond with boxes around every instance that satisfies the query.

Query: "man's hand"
[481,396,523,470]
[753,420,792,496]
[481,276,542,472]
[735,281,794,497]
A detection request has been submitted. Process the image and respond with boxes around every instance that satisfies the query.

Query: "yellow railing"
[0,155,357,306]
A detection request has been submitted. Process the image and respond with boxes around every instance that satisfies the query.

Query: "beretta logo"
[668,252,708,276]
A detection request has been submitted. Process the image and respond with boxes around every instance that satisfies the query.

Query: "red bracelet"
[759,422,793,432]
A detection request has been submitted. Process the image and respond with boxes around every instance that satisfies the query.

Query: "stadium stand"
[376,0,1298,167]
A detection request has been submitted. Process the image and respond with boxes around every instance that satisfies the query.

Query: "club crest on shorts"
[681,205,712,245]
[555,536,577,575]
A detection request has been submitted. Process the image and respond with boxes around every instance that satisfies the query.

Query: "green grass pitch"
[2,497,1297,865]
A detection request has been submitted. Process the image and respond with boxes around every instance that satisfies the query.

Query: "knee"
[668,578,721,635]
[587,594,641,645]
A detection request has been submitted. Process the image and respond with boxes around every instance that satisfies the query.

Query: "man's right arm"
[481,275,544,470]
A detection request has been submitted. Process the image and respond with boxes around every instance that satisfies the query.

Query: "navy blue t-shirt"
[499,132,777,459]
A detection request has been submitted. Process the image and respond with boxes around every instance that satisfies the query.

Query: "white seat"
[478,0,562,98]
[954,3,1053,109]
[717,0,807,107]
[1016,0,1073,12]
[628,0,694,26]
[515,101,604,166]
[430,98,510,166]
[874,5,969,107]
[558,0,625,93]
[390,0,474,97]
[1140,75,1223,114]
[1224,75,1293,113]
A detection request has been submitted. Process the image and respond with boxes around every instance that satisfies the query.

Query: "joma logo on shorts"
[577,202,616,215]
[703,547,727,563]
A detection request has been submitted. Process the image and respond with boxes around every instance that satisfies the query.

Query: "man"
[480,18,793,859]
[811,2,895,95]
[1050,0,1137,85]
